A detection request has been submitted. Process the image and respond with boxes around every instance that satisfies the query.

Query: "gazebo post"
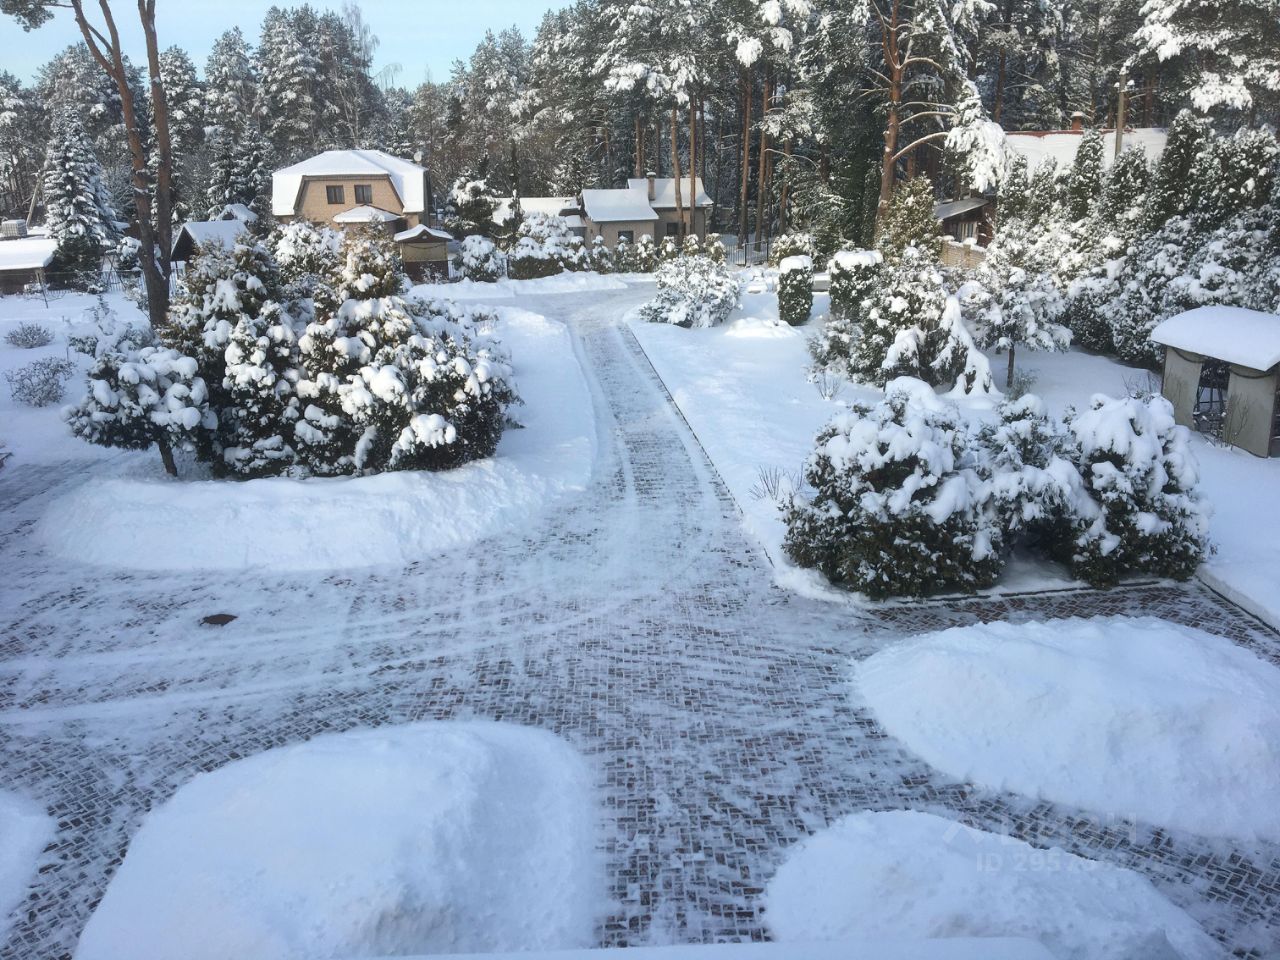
[1160,347,1202,431]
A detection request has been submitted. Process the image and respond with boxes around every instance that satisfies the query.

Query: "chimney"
[1070,111,1085,133]
[646,171,656,201]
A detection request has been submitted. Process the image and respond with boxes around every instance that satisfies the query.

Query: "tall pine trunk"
[671,107,685,239]
[738,68,752,246]
[634,113,644,178]
[688,98,698,239]
[754,72,771,245]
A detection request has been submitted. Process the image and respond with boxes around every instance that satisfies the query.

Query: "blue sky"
[1,1,568,85]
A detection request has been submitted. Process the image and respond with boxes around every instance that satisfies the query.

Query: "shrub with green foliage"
[640,255,740,328]
[777,255,814,326]
[633,234,658,272]
[876,177,939,262]
[769,232,816,266]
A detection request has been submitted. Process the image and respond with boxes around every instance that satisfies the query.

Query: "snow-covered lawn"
[630,286,1280,620]
[764,810,1221,960]
[75,722,602,960]
[0,790,53,944]
[855,616,1280,843]
[34,306,595,571]
[0,291,141,466]
[410,270,641,301]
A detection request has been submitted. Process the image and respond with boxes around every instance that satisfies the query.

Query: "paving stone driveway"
[1,288,1277,958]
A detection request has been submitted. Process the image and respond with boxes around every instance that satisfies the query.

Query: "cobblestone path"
[1,289,1278,958]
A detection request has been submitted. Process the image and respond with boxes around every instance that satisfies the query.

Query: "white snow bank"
[0,790,54,943]
[37,308,595,571]
[411,271,628,301]
[765,810,1220,960]
[400,938,1055,960]
[75,722,601,960]
[723,316,797,340]
[855,617,1280,843]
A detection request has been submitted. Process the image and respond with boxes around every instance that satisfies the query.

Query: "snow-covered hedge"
[454,235,506,283]
[826,249,882,322]
[783,379,1002,598]
[768,232,816,266]
[640,255,741,328]
[777,255,814,326]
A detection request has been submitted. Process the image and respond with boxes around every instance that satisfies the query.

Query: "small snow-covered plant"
[640,255,741,329]
[777,255,814,326]
[783,378,1003,598]
[588,236,614,273]
[633,234,658,273]
[68,296,154,358]
[827,248,882,322]
[1058,393,1209,586]
[658,235,681,262]
[875,177,939,263]
[507,213,580,279]
[219,301,302,478]
[272,220,343,314]
[769,232,816,266]
[613,238,635,272]
[681,234,703,257]
[65,347,212,476]
[704,233,727,264]
[6,357,76,406]
[5,322,54,349]
[454,235,506,282]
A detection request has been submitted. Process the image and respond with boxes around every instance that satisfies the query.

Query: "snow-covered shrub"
[826,248,882,322]
[876,178,939,262]
[272,220,343,314]
[1056,394,1209,586]
[454,235,506,282]
[846,246,994,394]
[777,255,814,326]
[68,296,154,358]
[52,233,105,292]
[6,357,76,406]
[613,238,635,272]
[633,235,658,273]
[219,301,302,478]
[769,232,816,266]
[704,233,727,264]
[1107,216,1197,366]
[682,234,703,257]
[588,236,614,273]
[640,255,741,329]
[445,174,497,238]
[65,347,212,476]
[783,378,1002,598]
[294,234,516,475]
[506,213,580,280]
[4,322,54,349]
[658,235,681,262]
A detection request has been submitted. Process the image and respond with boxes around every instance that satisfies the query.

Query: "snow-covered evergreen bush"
[6,357,75,406]
[783,378,1003,598]
[640,255,741,328]
[68,297,154,359]
[5,323,54,349]
[588,236,614,273]
[633,235,658,273]
[681,234,703,257]
[65,347,212,476]
[220,300,302,478]
[454,235,506,282]
[658,235,681,262]
[613,238,635,272]
[1066,129,1104,221]
[42,112,119,268]
[777,255,814,326]
[1057,393,1209,586]
[272,220,343,314]
[445,174,497,238]
[826,248,882,322]
[769,232,816,266]
[507,213,582,279]
[876,178,938,262]
[704,233,727,264]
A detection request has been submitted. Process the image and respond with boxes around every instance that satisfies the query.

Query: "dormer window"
[354,184,373,205]
[326,185,345,204]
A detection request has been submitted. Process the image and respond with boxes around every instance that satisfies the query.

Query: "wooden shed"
[0,236,56,294]
[394,224,451,282]
[1151,306,1280,457]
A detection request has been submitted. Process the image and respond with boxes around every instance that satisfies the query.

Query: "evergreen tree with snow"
[1144,111,1207,230]
[205,27,259,138]
[633,234,658,273]
[204,124,272,219]
[42,112,119,286]
[1066,129,1104,222]
[1096,148,1151,245]
[272,219,344,315]
[445,172,498,238]
[875,178,938,262]
[810,249,884,381]
[220,299,301,478]
[783,379,1003,599]
[159,47,207,222]
[255,6,319,162]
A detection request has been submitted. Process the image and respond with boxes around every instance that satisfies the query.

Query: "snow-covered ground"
[410,270,640,301]
[0,291,140,467]
[764,810,1222,960]
[34,306,596,571]
[629,284,1280,620]
[854,616,1280,843]
[75,721,602,960]
[0,790,53,944]
[387,940,1056,960]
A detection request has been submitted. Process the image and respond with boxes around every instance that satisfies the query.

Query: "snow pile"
[765,810,1220,960]
[410,272,629,301]
[0,791,54,944]
[855,616,1280,842]
[39,308,595,571]
[75,722,601,960]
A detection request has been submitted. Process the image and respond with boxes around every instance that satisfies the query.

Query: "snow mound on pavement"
[855,617,1280,843]
[410,271,628,301]
[38,308,595,571]
[765,810,1220,960]
[0,790,54,943]
[724,316,798,339]
[75,722,601,960]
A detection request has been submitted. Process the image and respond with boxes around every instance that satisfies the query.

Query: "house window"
[354,184,373,205]
[326,185,345,205]
[617,230,635,244]
[959,220,978,241]
[665,222,679,237]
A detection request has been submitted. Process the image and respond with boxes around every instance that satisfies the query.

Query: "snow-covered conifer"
[633,234,658,273]
[777,255,814,326]
[1066,129,1104,221]
[42,111,119,282]
[875,177,938,262]
[640,255,741,328]
[454,235,506,282]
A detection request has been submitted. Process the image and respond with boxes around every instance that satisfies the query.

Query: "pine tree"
[42,112,119,285]
[256,7,319,161]
[205,27,258,137]
[159,47,206,222]
[204,124,271,219]
[1066,129,1104,222]
[875,178,939,262]
[1144,110,1207,230]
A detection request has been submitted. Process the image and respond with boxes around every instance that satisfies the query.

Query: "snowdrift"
[74,722,601,960]
[38,308,595,571]
[0,790,54,944]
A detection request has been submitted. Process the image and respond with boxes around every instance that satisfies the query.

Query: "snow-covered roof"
[580,187,657,223]
[394,224,452,243]
[272,149,427,217]
[493,196,576,224]
[172,220,247,258]
[0,236,56,271]
[1151,306,1280,372]
[217,203,258,223]
[935,197,989,220]
[627,177,713,209]
[332,205,401,224]
[1005,128,1168,172]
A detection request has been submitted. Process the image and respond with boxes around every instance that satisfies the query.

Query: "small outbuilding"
[393,224,452,282]
[0,236,57,294]
[1151,306,1280,457]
